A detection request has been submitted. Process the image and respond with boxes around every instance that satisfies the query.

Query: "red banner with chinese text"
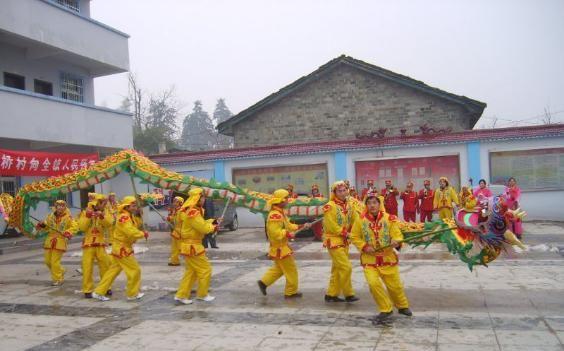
[0,149,99,176]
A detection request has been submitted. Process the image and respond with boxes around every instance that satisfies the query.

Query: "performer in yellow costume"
[92,196,148,301]
[351,193,411,323]
[433,177,459,219]
[257,189,311,298]
[78,194,113,298]
[106,192,118,245]
[167,196,185,266]
[37,200,78,286]
[174,188,221,305]
[322,181,359,303]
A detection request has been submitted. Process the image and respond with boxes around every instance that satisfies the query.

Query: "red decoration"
[0,149,98,176]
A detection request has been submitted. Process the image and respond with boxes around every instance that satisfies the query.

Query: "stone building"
[217,55,486,148]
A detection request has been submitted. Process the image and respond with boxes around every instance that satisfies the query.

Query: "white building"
[0,0,131,211]
[151,124,564,227]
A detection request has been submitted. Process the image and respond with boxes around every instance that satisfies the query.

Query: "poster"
[0,148,98,176]
[490,148,564,191]
[355,155,460,191]
[233,164,328,196]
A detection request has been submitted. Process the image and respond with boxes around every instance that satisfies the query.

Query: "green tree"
[212,98,234,149]
[180,101,215,151]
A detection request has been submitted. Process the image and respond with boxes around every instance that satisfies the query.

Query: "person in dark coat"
[202,198,219,249]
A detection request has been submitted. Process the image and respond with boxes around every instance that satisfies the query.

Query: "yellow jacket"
[106,201,118,243]
[322,198,356,248]
[433,186,459,210]
[111,210,145,258]
[178,206,216,257]
[41,211,78,251]
[350,211,403,267]
[350,197,365,218]
[168,207,183,240]
[266,207,299,260]
[78,208,113,248]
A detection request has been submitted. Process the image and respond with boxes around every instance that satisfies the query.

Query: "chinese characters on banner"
[355,155,461,191]
[0,149,99,176]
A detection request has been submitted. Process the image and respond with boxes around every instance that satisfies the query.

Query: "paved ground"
[0,222,564,351]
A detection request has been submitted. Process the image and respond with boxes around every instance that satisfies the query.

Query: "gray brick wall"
[233,64,475,147]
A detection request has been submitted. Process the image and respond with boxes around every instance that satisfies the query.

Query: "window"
[56,0,80,12]
[60,73,83,103]
[3,72,25,90]
[490,148,564,191]
[0,178,17,197]
[34,79,53,96]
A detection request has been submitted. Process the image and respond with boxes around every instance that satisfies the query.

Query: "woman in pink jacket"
[473,179,493,199]
[504,177,523,238]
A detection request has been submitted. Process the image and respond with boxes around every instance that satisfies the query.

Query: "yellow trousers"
[169,237,180,265]
[327,246,354,297]
[44,249,65,283]
[82,246,112,293]
[260,256,298,296]
[364,265,409,313]
[438,208,454,219]
[176,254,212,299]
[94,255,141,298]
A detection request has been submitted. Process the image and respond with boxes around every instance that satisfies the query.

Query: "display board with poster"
[490,148,564,191]
[233,164,329,196]
[355,155,460,191]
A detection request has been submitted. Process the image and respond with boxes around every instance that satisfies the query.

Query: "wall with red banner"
[355,155,460,191]
[0,149,98,176]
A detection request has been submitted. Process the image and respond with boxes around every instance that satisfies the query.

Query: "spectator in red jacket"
[400,181,419,222]
[361,179,376,201]
[418,179,434,222]
[381,180,399,216]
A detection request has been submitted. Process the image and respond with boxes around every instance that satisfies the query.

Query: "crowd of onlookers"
[285,177,522,236]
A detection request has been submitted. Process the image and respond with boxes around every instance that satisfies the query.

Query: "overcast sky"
[92,0,564,128]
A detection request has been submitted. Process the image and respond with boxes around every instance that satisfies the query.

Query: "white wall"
[0,0,129,75]
[0,87,133,149]
[1,42,95,104]
[480,137,564,220]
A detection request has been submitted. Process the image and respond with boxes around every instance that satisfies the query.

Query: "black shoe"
[106,289,113,296]
[324,295,345,302]
[257,280,267,296]
[284,292,303,299]
[211,246,219,249]
[345,295,359,302]
[84,293,92,299]
[372,311,393,324]
[168,263,180,266]
[398,308,412,316]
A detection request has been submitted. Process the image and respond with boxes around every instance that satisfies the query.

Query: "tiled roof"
[217,55,487,135]
[151,124,564,165]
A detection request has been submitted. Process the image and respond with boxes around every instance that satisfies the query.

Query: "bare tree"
[490,116,498,128]
[120,73,180,154]
[128,73,145,129]
[542,106,553,125]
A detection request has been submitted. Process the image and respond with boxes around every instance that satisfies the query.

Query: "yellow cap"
[330,181,348,201]
[182,187,203,209]
[118,195,137,211]
[267,189,289,207]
